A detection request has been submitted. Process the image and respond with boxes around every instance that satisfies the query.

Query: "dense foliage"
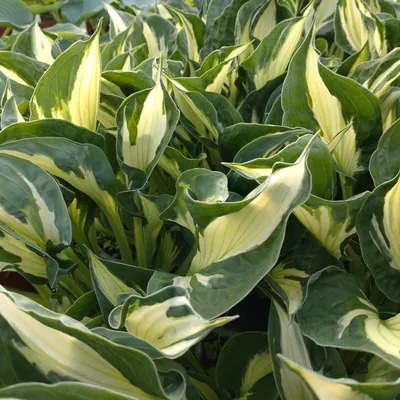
[1,0,400,398]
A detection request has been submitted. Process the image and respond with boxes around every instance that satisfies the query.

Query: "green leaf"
[0,138,132,264]
[0,287,185,399]
[280,356,400,400]
[334,0,387,56]
[216,332,277,399]
[294,192,370,259]
[0,52,47,100]
[1,95,24,129]
[63,0,112,24]
[268,300,314,400]
[109,285,236,358]
[104,4,134,40]
[0,119,104,148]
[149,147,312,318]
[282,30,382,177]
[31,22,102,131]
[266,239,339,317]
[0,0,33,29]
[87,249,151,317]
[0,153,71,253]
[241,17,305,90]
[298,267,400,369]
[0,382,151,400]
[12,21,58,65]
[370,118,400,186]
[357,172,400,302]
[116,68,180,189]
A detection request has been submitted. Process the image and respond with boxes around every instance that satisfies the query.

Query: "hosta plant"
[1,0,400,398]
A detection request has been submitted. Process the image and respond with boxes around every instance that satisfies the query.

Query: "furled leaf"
[109,286,236,358]
[12,21,58,64]
[116,62,180,189]
[0,52,47,100]
[280,356,400,400]
[298,267,400,369]
[282,31,382,177]
[241,17,305,90]
[216,332,277,399]
[357,172,400,302]
[294,192,369,259]
[0,138,132,264]
[0,287,185,399]
[31,22,102,131]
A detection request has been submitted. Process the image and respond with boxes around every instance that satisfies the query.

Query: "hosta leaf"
[167,5,205,63]
[0,382,151,400]
[62,0,112,24]
[282,31,382,177]
[0,119,104,148]
[280,356,400,400]
[0,138,132,264]
[12,21,58,65]
[304,0,337,32]
[359,48,400,98]
[269,300,314,400]
[31,22,102,131]
[370,116,400,186]
[215,332,277,399]
[199,43,251,94]
[357,172,400,302]
[334,0,387,56]
[104,4,134,39]
[1,95,24,129]
[108,286,236,359]
[0,287,185,399]
[140,14,177,58]
[87,250,151,317]
[171,79,220,146]
[241,17,305,91]
[0,154,71,253]
[228,134,335,199]
[0,226,55,281]
[266,239,338,317]
[116,67,179,189]
[0,52,47,100]
[102,70,154,95]
[101,24,134,68]
[0,0,33,29]
[298,267,400,369]
[380,87,400,132]
[149,147,312,318]
[44,23,88,41]
[294,192,369,259]
[219,123,301,162]
[251,0,279,40]
[202,0,250,56]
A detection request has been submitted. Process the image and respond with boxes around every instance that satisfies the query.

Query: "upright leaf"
[31,22,102,130]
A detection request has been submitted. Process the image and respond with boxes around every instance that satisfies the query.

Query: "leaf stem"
[339,174,353,200]
[134,216,147,268]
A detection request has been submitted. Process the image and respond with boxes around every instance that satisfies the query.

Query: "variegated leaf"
[357,172,400,301]
[216,332,277,399]
[108,286,236,358]
[241,17,305,91]
[0,287,184,399]
[116,63,179,189]
[298,267,400,369]
[0,138,132,264]
[335,0,387,56]
[283,31,382,177]
[31,22,102,130]
[294,192,369,259]
[280,356,400,400]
